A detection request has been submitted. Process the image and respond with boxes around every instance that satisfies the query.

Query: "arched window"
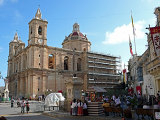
[48,54,55,69]
[31,27,32,34]
[77,58,81,71]
[38,26,42,35]
[64,56,69,70]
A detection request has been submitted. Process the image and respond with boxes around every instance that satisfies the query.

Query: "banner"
[123,69,127,83]
[150,27,160,56]
[136,86,141,95]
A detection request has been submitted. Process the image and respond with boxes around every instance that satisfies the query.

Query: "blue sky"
[0,0,159,86]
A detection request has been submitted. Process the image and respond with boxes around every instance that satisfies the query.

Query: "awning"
[87,86,107,93]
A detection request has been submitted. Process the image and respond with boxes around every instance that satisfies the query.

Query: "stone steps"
[87,102,104,116]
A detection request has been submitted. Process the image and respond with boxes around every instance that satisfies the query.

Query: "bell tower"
[28,8,48,46]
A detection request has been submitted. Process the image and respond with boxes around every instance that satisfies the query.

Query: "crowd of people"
[11,98,30,113]
[101,92,160,116]
[70,99,88,116]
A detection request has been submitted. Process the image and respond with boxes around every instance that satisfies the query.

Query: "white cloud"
[0,0,4,6]
[102,20,146,44]
[141,0,155,3]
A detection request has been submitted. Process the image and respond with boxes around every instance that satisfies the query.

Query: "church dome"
[62,23,91,51]
[65,23,87,41]
[68,31,86,38]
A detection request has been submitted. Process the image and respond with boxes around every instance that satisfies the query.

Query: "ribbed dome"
[68,31,86,38]
[66,23,87,39]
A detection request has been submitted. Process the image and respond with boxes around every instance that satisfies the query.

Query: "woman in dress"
[77,100,83,116]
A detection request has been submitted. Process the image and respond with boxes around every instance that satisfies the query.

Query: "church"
[7,8,121,99]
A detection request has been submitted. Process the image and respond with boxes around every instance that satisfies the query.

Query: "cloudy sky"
[0,0,159,86]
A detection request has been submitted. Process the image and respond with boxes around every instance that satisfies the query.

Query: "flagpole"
[133,33,137,55]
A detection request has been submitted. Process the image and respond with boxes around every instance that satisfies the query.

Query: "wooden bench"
[104,107,123,116]
[136,108,160,119]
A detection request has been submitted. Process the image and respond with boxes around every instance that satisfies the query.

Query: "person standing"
[115,96,121,107]
[26,100,30,113]
[71,99,77,116]
[11,98,14,108]
[21,100,25,113]
[17,98,20,107]
[83,100,88,116]
[77,100,83,116]
[102,100,110,116]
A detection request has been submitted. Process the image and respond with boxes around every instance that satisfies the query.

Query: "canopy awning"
[87,86,107,93]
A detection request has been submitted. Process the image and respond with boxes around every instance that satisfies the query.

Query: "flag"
[131,14,135,36]
[129,36,133,56]
[123,69,127,84]
[149,26,160,56]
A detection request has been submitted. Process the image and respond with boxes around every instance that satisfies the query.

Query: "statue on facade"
[4,78,9,101]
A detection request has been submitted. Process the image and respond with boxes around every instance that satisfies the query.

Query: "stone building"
[7,8,121,98]
[128,7,160,96]
[146,7,160,95]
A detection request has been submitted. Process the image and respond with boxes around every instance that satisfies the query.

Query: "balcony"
[147,57,160,74]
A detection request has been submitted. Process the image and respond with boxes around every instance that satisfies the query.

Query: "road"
[0,102,121,120]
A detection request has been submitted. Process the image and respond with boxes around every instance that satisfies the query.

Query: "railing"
[88,61,117,66]
[87,51,119,58]
[147,57,160,71]
[88,65,116,70]
[88,81,120,84]
[88,72,120,77]
[88,56,118,62]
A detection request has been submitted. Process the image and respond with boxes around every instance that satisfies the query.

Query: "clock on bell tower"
[28,8,48,46]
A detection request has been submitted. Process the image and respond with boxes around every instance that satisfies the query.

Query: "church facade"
[7,9,121,98]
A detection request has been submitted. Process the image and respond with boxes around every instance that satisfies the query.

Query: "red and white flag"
[129,36,133,56]
[150,26,160,56]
